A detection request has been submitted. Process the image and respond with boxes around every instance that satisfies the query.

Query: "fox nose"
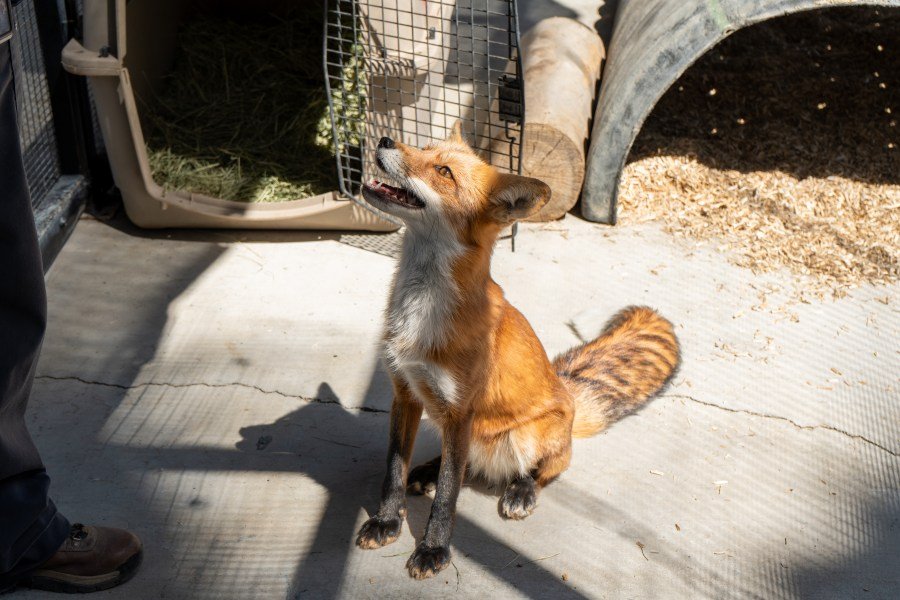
[378,137,395,150]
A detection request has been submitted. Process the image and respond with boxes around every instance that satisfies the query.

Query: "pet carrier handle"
[60,0,125,74]
[61,38,120,76]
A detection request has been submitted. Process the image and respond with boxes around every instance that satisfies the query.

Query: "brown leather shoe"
[19,523,142,593]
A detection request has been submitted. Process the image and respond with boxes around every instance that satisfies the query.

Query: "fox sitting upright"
[355,124,680,580]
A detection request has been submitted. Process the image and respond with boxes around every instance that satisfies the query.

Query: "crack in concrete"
[34,375,390,414]
[665,393,898,457]
[35,377,897,455]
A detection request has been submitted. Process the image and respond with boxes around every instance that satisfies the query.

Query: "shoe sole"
[19,549,143,594]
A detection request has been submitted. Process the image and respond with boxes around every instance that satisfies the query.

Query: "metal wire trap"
[323,0,525,224]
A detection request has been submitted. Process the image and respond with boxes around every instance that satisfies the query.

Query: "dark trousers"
[0,37,69,589]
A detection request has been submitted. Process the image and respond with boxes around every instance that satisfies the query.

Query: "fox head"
[361,124,550,243]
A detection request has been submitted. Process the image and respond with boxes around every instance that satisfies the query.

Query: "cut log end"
[522,123,584,221]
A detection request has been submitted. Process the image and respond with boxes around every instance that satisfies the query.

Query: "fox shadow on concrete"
[236,380,592,599]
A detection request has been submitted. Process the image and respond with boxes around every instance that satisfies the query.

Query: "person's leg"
[0,30,141,594]
[0,474,70,592]
[0,30,71,593]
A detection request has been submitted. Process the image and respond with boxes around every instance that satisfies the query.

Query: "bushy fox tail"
[554,306,680,438]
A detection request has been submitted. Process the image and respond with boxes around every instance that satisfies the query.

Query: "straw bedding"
[142,7,338,203]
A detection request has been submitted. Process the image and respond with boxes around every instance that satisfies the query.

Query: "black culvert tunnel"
[581,0,900,224]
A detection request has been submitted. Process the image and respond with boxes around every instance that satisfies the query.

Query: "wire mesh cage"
[10,0,62,210]
[323,0,524,214]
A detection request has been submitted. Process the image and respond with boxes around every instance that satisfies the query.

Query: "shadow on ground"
[236,381,596,600]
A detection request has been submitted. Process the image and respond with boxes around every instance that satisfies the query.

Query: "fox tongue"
[372,181,404,199]
[364,179,422,208]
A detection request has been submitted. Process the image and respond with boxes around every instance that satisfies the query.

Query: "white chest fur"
[398,360,459,408]
[384,221,463,406]
[468,431,536,482]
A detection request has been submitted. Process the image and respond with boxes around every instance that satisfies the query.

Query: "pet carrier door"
[324,0,525,218]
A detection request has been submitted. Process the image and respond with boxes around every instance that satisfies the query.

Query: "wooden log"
[520,18,605,221]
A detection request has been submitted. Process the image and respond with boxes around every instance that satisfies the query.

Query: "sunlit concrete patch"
[39,222,396,412]
[566,395,900,599]
[506,219,899,454]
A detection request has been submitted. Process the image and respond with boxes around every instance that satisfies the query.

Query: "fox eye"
[436,165,453,179]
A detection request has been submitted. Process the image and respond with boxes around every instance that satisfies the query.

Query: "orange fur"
[555,306,680,438]
[368,137,679,486]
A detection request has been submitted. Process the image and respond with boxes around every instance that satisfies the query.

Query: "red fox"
[355,124,680,580]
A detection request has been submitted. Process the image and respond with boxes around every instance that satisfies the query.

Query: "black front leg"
[356,386,422,549]
[406,417,471,579]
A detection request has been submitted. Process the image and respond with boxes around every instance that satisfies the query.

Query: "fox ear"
[447,120,466,144]
[489,173,551,222]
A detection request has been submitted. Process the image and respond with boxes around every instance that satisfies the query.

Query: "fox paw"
[356,515,402,549]
[499,477,537,520]
[406,544,451,579]
[407,457,441,496]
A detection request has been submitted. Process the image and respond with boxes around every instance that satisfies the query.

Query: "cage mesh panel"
[325,0,523,201]
[11,0,62,208]
[339,230,403,258]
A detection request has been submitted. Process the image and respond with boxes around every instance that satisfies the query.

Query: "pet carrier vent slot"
[497,74,522,124]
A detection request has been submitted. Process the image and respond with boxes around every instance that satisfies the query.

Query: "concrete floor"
[11,211,898,599]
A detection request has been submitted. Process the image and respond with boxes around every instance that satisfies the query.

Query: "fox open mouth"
[362,180,426,210]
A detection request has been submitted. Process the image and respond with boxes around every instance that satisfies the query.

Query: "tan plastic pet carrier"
[62,0,396,230]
